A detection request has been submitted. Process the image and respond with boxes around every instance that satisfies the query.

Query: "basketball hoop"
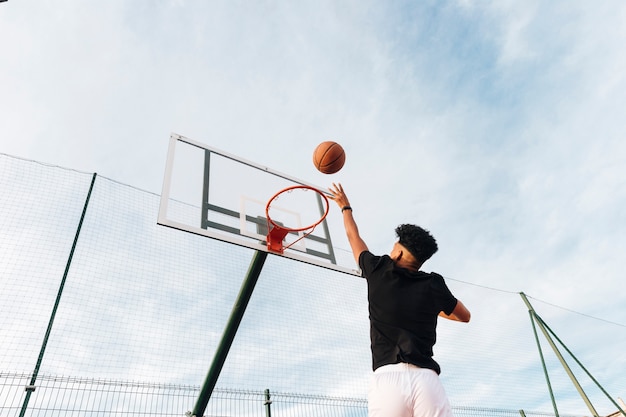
[265,185,329,254]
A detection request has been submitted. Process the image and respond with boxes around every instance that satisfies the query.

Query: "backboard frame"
[158,133,360,276]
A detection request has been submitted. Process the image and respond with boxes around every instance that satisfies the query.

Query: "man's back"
[359,251,458,373]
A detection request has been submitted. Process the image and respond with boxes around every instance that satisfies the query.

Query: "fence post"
[264,389,272,417]
[19,173,98,417]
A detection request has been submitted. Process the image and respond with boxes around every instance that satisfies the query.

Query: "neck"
[395,258,422,272]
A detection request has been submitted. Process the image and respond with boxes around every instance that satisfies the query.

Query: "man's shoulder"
[424,271,443,279]
[358,250,379,261]
[359,251,393,274]
[424,271,447,285]
[405,270,441,283]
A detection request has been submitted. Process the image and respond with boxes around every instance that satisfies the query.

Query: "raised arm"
[327,183,368,263]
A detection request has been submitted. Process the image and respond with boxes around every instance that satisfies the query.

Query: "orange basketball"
[313,141,346,174]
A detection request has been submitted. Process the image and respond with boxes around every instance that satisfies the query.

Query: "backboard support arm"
[191,250,268,417]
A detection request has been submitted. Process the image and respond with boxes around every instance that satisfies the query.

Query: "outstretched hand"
[328,183,351,209]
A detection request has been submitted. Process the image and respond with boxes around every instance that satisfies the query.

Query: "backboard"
[158,133,360,276]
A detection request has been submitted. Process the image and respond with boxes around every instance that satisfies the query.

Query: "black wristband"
[341,206,352,212]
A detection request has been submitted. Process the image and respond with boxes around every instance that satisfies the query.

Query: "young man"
[328,183,471,417]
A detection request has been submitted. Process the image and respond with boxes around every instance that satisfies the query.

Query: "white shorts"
[368,363,453,417]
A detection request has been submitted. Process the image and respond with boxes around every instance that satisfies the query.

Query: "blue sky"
[2,0,626,414]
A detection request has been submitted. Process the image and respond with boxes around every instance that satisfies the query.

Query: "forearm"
[438,311,464,321]
[342,208,367,256]
[327,184,368,263]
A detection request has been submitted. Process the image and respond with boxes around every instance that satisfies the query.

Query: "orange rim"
[265,185,329,253]
[265,185,329,232]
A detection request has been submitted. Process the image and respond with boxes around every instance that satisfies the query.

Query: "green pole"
[535,314,626,417]
[19,173,98,417]
[191,250,268,417]
[264,388,272,417]
[520,292,599,417]
[527,308,559,417]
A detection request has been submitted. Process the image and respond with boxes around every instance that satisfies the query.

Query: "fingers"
[327,183,343,199]
[327,183,350,207]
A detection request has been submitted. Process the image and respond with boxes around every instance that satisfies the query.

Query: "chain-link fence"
[1,153,624,417]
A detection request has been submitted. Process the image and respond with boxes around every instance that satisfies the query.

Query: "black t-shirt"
[359,251,458,374]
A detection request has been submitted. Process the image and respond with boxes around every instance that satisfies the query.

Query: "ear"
[393,249,404,262]
[390,243,403,261]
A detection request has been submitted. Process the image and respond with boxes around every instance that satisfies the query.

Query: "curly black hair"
[395,224,438,263]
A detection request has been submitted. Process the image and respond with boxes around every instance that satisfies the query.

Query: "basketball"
[313,141,346,174]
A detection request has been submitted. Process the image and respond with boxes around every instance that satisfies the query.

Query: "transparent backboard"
[158,133,360,275]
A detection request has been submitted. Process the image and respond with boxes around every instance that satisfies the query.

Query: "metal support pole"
[520,292,599,417]
[19,173,98,417]
[527,308,559,417]
[191,250,268,417]
[264,388,272,417]
[535,313,626,417]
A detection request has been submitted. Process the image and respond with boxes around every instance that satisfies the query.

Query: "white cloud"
[1,0,626,413]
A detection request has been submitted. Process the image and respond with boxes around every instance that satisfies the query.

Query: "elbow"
[461,311,471,323]
[454,300,471,323]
